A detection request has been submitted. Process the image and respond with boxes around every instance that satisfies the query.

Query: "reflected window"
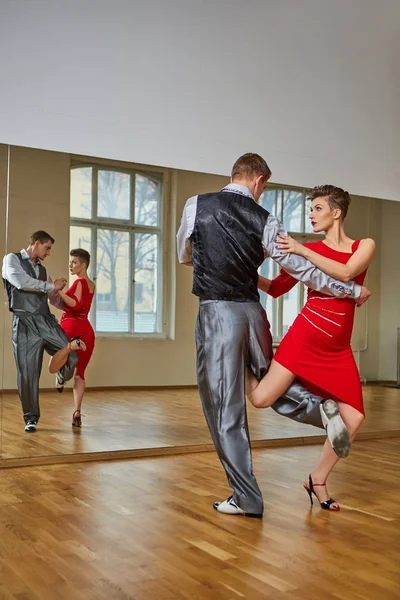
[70,164,164,335]
[98,170,131,220]
[70,167,92,219]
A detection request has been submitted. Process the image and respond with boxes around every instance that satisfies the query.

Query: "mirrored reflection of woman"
[49,249,95,427]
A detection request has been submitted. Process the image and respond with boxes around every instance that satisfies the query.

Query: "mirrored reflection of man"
[2,230,78,432]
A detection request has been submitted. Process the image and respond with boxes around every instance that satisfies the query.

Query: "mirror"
[0,144,8,461]
[0,143,399,466]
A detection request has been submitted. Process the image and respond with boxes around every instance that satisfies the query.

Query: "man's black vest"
[191,190,270,302]
[4,253,50,314]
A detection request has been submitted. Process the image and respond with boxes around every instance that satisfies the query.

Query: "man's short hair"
[30,230,55,245]
[231,153,272,181]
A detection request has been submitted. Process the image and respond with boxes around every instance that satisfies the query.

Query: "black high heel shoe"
[303,474,340,511]
[72,410,82,427]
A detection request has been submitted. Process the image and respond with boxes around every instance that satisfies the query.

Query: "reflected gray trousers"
[195,300,324,515]
[12,311,78,424]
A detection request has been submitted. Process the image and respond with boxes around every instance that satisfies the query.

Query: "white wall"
[0,0,399,201]
[379,200,400,380]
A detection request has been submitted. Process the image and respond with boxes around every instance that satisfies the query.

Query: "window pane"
[98,170,130,220]
[276,188,283,221]
[70,167,92,219]
[305,199,315,234]
[303,284,308,307]
[283,190,303,232]
[96,229,130,332]
[134,233,159,333]
[259,259,278,340]
[69,226,92,281]
[282,283,300,337]
[135,174,160,226]
[259,189,279,215]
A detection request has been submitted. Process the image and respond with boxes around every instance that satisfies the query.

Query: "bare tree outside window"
[258,186,319,341]
[98,170,130,220]
[135,174,159,227]
[70,164,163,334]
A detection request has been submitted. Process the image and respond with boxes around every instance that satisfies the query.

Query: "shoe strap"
[308,475,327,487]
[321,498,339,509]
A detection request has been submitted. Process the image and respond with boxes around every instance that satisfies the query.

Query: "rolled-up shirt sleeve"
[261,215,362,299]
[176,195,197,265]
[2,253,50,293]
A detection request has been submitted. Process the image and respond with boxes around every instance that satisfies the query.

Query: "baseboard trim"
[1,385,199,393]
[362,380,399,386]
[3,382,399,393]
[0,428,399,470]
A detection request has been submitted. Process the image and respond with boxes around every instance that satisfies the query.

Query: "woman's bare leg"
[246,361,353,461]
[73,374,86,413]
[305,402,365,507]
[48,339,86,374]
[246,359,296,408]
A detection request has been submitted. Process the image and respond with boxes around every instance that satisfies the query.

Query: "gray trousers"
[12,311,78,423]
[195,300,324,515]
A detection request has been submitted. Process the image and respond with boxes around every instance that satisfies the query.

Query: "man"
[2,230,78,432]
[177,153,370,518]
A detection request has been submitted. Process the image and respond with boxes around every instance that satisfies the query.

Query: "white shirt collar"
[21,248,41,265]
[221,183,255,201]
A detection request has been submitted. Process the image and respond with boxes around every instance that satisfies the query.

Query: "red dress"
[270,240,366,415]
[60,278,95,380]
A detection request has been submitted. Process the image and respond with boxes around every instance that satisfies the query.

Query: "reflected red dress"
[60,278,95,379]
[270,240,366,415]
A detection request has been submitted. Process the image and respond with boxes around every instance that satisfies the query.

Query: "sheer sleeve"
[268,269,298,298]
[63,280,85,312]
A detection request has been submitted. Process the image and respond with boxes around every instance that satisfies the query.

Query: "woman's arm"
[259,271,298,298]
[258,275,272,294]
[276,237,376,282]
[58,281,83,309]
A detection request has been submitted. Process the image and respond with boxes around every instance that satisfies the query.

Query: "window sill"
[95,332,169,341]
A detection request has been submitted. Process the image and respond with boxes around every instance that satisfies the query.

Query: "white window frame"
[70,159,170,339]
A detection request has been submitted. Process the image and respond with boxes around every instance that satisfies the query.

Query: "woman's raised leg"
[246,359,296,408]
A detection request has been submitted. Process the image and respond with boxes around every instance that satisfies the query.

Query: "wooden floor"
[1,384,399,461]
[0,438,399,599]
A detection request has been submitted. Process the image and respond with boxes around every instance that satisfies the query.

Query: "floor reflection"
[1,385,399,459]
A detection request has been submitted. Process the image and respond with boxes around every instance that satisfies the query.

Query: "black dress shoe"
[213,496,263,518]
[24,420,37,432]
[56,372,65,393]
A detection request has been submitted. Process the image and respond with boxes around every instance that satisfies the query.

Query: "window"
[259,186,323,342]
[70,164,165,335]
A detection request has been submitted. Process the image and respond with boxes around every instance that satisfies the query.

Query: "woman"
[49,249,95,427]
[246,184,375,510]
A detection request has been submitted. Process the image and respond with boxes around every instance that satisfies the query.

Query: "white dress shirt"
[2,249,64,309]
